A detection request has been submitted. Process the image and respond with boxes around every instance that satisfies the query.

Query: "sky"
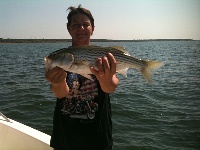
[0,0,200,40]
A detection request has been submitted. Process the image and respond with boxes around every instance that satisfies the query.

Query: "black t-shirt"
[50,72,113,150]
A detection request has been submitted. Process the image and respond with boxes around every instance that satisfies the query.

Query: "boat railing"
[0,112,11,122]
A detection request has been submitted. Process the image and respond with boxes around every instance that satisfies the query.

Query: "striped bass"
[44,45,164,83]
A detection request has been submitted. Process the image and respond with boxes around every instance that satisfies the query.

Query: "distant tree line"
[0,38,195,43]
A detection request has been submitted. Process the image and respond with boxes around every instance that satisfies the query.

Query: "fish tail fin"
[141,60,164,84]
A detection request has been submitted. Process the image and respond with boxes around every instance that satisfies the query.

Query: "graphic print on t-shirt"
[61,73,98,119]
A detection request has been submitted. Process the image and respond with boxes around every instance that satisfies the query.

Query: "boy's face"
[68,14,94,44]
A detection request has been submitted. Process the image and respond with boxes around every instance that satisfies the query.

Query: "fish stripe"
[67,47,147,68]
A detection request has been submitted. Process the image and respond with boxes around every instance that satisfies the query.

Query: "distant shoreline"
[0,38,196,43]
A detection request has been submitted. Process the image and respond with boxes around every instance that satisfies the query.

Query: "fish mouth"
[44,57,52,70]
[44,57,48,65]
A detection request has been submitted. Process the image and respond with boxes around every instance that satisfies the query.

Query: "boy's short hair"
[67,5,94,28]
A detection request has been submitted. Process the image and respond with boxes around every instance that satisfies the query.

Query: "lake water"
[0,41,200,150]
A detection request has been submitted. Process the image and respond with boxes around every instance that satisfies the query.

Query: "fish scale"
[44,45,164,83]
[67,46,146,67]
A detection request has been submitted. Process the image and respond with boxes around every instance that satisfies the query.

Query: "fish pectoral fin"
[81,74,94,80]
[117,68,129,77]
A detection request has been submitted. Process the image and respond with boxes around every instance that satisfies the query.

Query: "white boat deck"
[0,113,52,150]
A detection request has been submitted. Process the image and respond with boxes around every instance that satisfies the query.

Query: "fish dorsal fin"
[72,45,101,49]
[88,45,101,48]
[112,46,125,50]
[112,46,130,56]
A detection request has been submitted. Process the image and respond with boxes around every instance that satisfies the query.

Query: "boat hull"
[0,114,52,150]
